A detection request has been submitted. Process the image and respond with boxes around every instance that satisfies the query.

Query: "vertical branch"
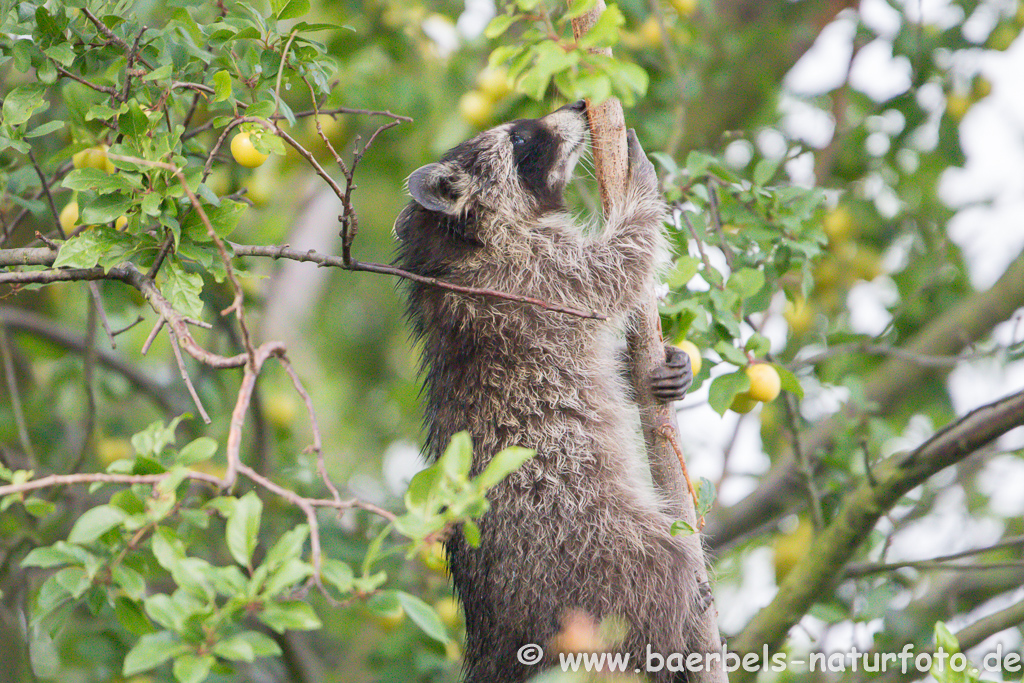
[0,325,36,467]
[568,3,727,680]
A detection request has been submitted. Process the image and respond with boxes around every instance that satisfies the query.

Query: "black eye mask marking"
[509,120,561,210]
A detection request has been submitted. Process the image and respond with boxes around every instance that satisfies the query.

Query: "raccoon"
[394,100,706,682]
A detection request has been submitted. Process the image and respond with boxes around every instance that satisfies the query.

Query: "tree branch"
[728,388,1024,681]
[569,3,726,681]
[0,306,185,415]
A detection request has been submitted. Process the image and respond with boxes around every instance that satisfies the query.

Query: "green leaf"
[114,596,154,636]
[142,593,179,631]
[2,85,48,125]
[234,631,281,657]
[142,64,174,82]
[258,601,322,633]
[320,559,354,594]
[182,200,245,241]
[404,463,441,513]
[726,268,765,299]
[753,158,780,186]
[773,363,804,399]
[262,558,313,596]
[25,120,65,139]
[131,416,186,458]
[86,103,126,122]
[263,525,309,572]
[278,0,310,20]
[694,477,716,519]
[226,491,262,568]
[67,505,127,544]
[670,519,696,536]
[24,498,56,518]
[63,168,138,194]
[708,371,751,416]
[463,519,481,547]
[566,0,598,18]
[212,634,256,662]
[54,566,90,598]
[439,431,472,479]
[212,70,232,102]
[81,193,133,224]
[578,4,625,49]
[397,591,449,643]
[934,621,960,653]
[484,14,516,38]
[163,261,205,320]
[118,102,151,141]
[53,233,103,270]
[112,564,147,599]
[44,43,75,66]
[475,446,534,490]
[667,257,700,288]
[714,342,748,367]
[172,654,214,683]
[122,631,181,676]
[22,542,95,569]
[177,437,217,465]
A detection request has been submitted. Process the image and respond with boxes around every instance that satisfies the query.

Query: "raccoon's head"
[400,100,588,243]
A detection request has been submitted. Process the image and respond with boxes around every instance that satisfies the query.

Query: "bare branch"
[88,281,117,349]
[730,387,1024,682]
[167,326,212,424]
[0,471,221,498]
[845,536,1024,578]
[0,324,35,466]
[232,244,609,320]
[2,243,608,320]
[0,306,183,415]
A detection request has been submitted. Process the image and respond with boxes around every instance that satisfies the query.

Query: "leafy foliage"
[1,0,1023,681]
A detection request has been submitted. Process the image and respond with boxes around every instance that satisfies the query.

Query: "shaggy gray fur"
[395,102,705,682]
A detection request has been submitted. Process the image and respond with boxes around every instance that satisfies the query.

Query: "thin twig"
[141,316,165,355]
[845,535,1024,578]
[278,354,340,505]
[0,325,36,466]
[0,471,222,497]
[88,282,117,348]
[2,242,608,320]
[232,244,610,320]
[28,150,65,239]
[110,315,145,337]
[167,326,211,424]
[784,391,824,530]
[707,182,735,269]
[71,294,99,472]
[0,307,182,415]
[678,210,725,290]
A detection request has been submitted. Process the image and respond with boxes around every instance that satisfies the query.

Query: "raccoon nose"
[565,99,587,113]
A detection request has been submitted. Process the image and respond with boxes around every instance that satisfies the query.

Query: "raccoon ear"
[407,163,460,214]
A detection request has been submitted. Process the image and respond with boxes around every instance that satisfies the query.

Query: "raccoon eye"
[510,132,525,147]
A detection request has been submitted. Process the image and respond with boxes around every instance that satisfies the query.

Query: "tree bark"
[569,4,727,682]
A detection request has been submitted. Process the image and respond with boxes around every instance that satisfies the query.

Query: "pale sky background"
[385,0,1024,667]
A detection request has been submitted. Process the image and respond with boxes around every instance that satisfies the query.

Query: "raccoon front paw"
[650,344,692,403]
[626,128,658,194]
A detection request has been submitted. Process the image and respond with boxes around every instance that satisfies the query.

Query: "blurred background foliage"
[2,0,1024,681]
